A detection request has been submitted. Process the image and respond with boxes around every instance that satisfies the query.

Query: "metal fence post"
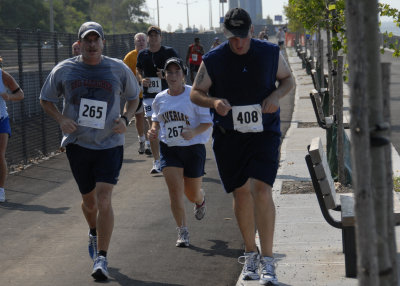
[37,29,47,156]
[16,28,28,164]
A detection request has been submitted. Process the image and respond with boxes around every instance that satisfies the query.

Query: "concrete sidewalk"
[237,47,400,286]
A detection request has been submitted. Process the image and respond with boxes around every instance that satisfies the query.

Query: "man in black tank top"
[190,8,294,286]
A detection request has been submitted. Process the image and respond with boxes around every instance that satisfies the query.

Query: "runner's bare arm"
[186,46,191,65]
[1,70,24,101]
[113,97,139,134]
[275,53,295,100]
[181,122,212,140]
[136,67,149,87]
[147,121,160,141]
[190,62,232,116]
[261,53,295,113]
[40,99,77,133]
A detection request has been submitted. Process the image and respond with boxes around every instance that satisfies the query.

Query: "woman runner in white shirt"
[148,57,212,247]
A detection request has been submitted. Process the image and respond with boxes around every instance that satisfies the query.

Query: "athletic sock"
[139,135,145,142]
[89,228,97,236]
[196,198,205,207]
[98,250,107,257]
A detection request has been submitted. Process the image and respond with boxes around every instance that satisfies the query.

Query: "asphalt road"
[0,96,294,285]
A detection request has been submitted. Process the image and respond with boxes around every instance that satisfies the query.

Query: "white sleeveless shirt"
[0,69,8,118]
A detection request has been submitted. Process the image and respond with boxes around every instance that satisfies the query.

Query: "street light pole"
[49,0,54,32]
[209,0,212,29]
[157,0,160,27]
[177,0,196,29]
[186,0,190,28]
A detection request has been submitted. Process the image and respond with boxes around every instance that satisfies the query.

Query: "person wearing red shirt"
[185,37,204,83]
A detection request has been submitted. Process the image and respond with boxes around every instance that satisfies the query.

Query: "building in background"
[228,0,263,25]
[228,0,276,36]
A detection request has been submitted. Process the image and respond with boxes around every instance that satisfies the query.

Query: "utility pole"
[49,0,54,32]
[178,0,196,29]
[186,0,190,28]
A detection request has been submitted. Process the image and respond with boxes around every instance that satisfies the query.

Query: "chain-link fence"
[0,28,224,168]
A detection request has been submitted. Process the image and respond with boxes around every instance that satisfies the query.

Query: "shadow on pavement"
[188,239,242,258]
[107,267,184,286]
[0,201,69,214]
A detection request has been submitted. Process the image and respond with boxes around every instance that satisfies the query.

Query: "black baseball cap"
[223,8,252,38]
[78,21,104,40]
[164,57,185,71]
[147,26,161,35]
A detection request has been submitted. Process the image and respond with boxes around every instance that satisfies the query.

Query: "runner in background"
[124,32,151,155]
[136,26,179,174]
[186,37,204,83]
[72,41,81,56]
[210,37,221,50]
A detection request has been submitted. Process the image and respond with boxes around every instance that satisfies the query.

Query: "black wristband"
[12,87,20,94]
[121,115,129,126]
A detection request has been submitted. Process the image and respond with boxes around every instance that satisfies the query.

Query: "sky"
[145,0,400,32]
[145,0,289,31]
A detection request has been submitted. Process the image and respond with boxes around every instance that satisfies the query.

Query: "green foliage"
[0,0,150,34]
[0,0,48,30]
[394,177,400,192]
[284,1,399,57]
[379,3,400,57]
[284,0,326,33]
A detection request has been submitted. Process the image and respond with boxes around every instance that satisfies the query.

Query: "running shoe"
[150,160,161,174]
[194,191,206,220]
[145,141,152,155]
[176,226,189,247]
[138,141,145,154]
[91,255,109,281]
[238,251,260,280]
[88,232,97,261]
[259,256,278,285]
[0,189,5,202]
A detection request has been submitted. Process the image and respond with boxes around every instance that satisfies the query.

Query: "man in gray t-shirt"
[40,21,139,281]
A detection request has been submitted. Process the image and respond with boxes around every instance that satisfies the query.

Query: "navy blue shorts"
[0,117,11,137]
[160,141,206,178]
[212,127,281,193]
[66,144,123,194]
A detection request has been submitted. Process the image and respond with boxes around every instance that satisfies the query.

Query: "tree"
[0,0,150,34]
[88,0,149,34]
[0,0,48,30]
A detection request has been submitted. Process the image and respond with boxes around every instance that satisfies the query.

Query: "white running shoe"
[91,255,109,281]
[0,188,5,202]
[259,256,278,285]
[150,160,161,174]
[238,251,260,280]
[176,226,189,247]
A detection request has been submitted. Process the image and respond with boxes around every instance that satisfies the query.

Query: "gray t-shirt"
[40,55,139,150]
